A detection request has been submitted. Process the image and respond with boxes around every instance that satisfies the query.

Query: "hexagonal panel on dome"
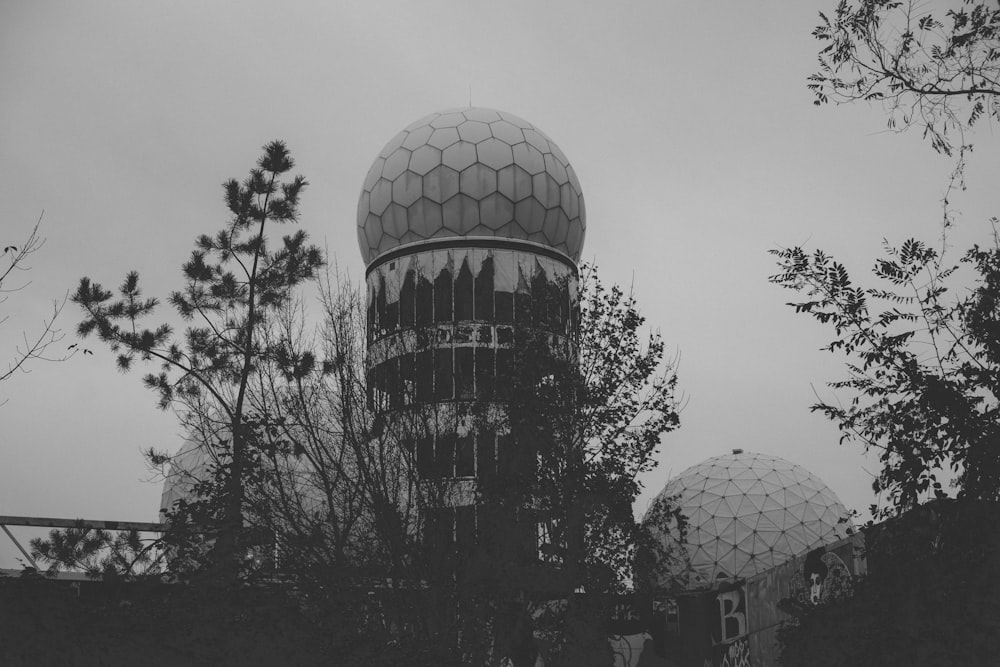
[642,451,854,588]
[457,120,492,144]
[490,120,525,145]
[459,163,497,201]
[423,165,460,204]
[477,138,515,170]
[356,107,587,265]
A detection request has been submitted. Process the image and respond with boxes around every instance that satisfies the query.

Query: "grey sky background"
[2,0,998,567]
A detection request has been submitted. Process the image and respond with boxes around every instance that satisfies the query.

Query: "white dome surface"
[357,107,586,264]
[159,439,215,522]
[644,450,853,586]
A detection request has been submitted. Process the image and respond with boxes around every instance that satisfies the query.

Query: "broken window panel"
[416,274,433,327]
[434,347,453,400]
[401,437,415,462]
[456,433,474,477]
[496,348,514,399]
[400,269,415,328]
[399,352,415,405]
[455,258,474,321]
[495,290,513,324]
[436,432,456,478]
[558,280,570,333]
[425,508,453,554]
[475,347,495,399]
[366,369,375,410]
[434,267,453,323]
[417,435,434,477]
[416,350,433,402]
[477,429,496,482]
[514,279,531,325]
[376,277,387,336]
[385,357,401,408]
[545,280,562,331]
[367,296,376,340]
[531,265,549,327]
[384,299,399,333]
[474,256,494,321]
[455,347,474,399]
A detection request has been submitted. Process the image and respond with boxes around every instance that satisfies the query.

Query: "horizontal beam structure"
[0,516,165,533]
[365,236,577,276]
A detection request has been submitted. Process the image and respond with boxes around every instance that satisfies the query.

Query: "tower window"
[416,275,433,327]
[434,347,453,400]
[455,259,474,321]
[456,433,474,477]
[477,429,496,482]
[496,348,514,399]
[399,352,415,405]
[417,436,434,477]
[415,350,433,402]
[475,347,495,399]
[436,432,456,478]
[400,270,415,328]
[434,267,453,323]
[455,347,474,399]
[474,256,494,321]
[384,299,399,333]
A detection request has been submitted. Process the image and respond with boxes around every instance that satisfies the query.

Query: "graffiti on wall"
[703,636,751,667]
[791,546,854,605]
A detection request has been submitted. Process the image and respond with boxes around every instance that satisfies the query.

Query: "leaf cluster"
[809,0,1000,155]
[495,265,683,593]
[770,233,1000,516]
[63,141,324,581]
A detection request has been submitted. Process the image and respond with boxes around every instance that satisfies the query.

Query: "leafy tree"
[809,0,1000,156]
[69,140,323,582]
[1,213,78,402]
[770,233,1000,517]
[506,267,681,593]
[453,266,681,665]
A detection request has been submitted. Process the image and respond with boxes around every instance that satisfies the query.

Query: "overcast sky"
[2,1,998,567]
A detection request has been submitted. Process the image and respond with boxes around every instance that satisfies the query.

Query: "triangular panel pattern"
[643,450,854,585]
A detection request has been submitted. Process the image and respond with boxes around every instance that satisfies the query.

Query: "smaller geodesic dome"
[159,439,216,522]
[157,437,341,525]
[643,450,853,588]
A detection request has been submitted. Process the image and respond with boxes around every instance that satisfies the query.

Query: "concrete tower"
[357,107,586,559]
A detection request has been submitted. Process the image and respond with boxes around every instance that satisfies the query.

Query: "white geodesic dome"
[644,450,853,587]
[158,438,334,524]
[158,439,215,522]
[357,107,586,264]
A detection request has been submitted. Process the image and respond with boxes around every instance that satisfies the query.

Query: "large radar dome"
[643,450,853,587]
[357,107,586,265]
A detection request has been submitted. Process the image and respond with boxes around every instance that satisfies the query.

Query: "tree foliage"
[500,267,681,594]
[771,233,1000,516]
[810,0,1000,155]
[68,141,324,580]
